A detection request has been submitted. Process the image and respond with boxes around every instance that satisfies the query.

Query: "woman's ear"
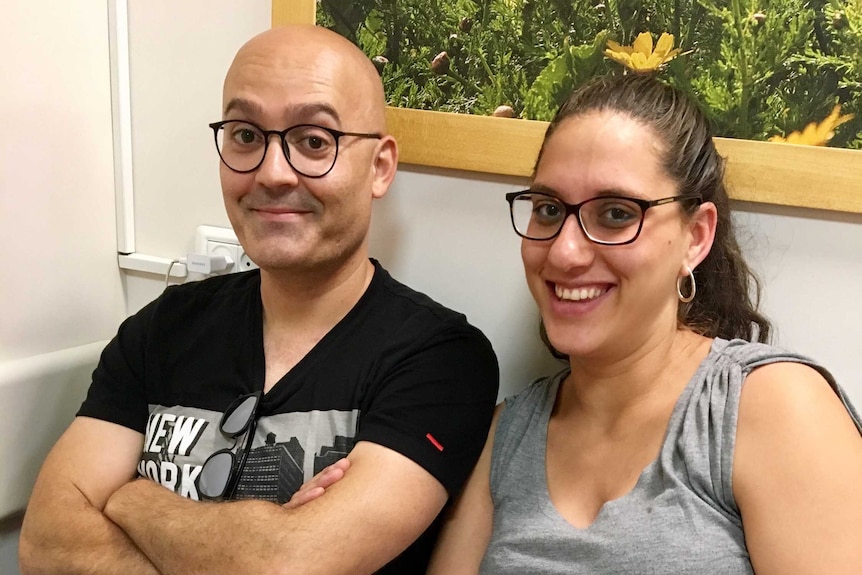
[686,201,718,270]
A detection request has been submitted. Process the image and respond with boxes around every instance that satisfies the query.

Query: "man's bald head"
[216,25,399,277]
[223,25,387,131]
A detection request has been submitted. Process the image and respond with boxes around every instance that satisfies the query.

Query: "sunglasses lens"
[199,451,234,499]
[221,394,258,436]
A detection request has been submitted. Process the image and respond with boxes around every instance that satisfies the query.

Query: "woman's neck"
[556,329,712,429]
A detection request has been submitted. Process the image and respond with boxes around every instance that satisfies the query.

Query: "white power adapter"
[183,253,234,275]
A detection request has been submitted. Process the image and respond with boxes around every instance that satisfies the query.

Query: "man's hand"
[282,458,351,510]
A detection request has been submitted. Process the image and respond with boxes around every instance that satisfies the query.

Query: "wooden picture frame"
[273,0,862,215]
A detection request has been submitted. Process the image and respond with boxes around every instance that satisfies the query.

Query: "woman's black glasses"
[506,190,703,245]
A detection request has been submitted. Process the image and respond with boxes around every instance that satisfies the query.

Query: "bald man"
[20,26,498,575]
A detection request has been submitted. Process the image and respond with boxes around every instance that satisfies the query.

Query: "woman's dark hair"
[535,74,771,360]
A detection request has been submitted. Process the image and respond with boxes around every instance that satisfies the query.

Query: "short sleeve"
[356,323,499,496]
[76,297,157,434]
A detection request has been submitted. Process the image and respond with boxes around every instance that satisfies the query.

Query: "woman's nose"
[546,215,596,269]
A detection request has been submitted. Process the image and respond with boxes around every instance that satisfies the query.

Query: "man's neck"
[257,254,375,392]
[259,254,375,332]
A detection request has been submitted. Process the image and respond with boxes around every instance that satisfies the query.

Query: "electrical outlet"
[194,225,258,274]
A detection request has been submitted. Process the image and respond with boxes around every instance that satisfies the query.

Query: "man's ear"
[686,201,718,270]
[371,135,398,199]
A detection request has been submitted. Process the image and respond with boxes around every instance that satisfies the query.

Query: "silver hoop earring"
[677,266,696,303]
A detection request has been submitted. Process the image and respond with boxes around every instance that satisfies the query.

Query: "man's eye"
[305,136,324,150]
[290,129,335,153]
[230,128,260,145]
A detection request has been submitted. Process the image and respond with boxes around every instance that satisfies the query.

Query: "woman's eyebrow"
[528,184,559,196]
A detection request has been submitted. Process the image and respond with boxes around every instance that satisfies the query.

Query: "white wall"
[735,205,862,389]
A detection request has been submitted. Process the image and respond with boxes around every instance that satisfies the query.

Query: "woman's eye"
[534,201,563,220]
[608,207,634,220]
[598,204,639,226]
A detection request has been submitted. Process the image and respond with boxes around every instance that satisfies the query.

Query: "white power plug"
[184,253,234,275]
[195,225,259,274]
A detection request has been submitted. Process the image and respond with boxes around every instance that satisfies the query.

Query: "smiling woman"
[423,68,862,575]
[274,0,862,215]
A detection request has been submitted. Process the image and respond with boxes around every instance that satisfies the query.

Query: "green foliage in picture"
[318,0,862,148]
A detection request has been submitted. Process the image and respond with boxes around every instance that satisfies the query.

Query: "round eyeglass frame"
[209,120,382,178]
[505,190,704,245]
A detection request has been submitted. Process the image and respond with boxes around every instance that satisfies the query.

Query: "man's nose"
[255,136,299,187]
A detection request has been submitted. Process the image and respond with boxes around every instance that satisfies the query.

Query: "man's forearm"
[19,496,158,575]
[104,479,296,575]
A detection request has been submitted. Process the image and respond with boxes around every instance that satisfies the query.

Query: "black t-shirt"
[78,259,499,572]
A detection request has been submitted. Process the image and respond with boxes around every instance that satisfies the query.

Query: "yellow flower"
[604,32,682,72]
[769,105,855,146]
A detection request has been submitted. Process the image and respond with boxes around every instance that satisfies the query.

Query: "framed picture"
[273,0,862,214]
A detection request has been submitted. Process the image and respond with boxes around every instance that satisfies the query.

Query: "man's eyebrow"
[223,99,342,124]
[292,102,342,125]
[223,98,262,117]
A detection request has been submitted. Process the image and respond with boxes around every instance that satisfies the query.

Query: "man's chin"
[249,251,307,271]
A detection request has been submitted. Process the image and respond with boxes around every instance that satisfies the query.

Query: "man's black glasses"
[198,391,261,500]
[210,120,381,178]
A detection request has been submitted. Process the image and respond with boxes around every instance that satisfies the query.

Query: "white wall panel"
[0,1,125,363]
[0,343,105,518]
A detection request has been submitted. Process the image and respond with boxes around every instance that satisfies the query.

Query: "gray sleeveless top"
[480,338,862,574]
